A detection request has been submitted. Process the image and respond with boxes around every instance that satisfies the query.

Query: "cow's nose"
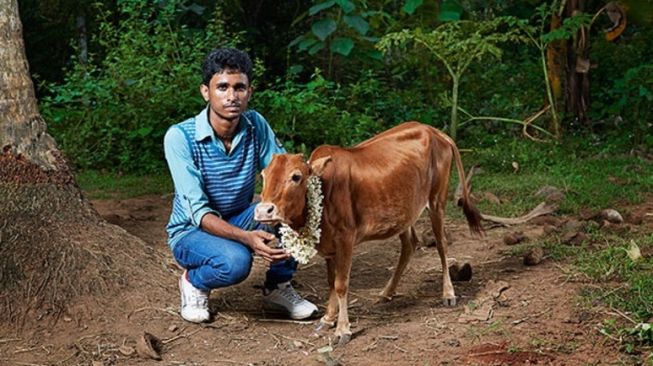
[255,203,277,221]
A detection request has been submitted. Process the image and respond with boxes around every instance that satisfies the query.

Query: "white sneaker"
[263,281,318,320]
[179,271,210,323]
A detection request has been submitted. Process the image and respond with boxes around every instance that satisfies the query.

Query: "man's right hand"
[245,230,290,263]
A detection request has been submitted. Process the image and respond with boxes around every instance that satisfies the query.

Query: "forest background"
[19,0,653,174]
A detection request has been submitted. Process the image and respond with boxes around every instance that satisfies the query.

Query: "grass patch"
[76,170,172,199]
[575,232,653,321]
[459,135,653,217]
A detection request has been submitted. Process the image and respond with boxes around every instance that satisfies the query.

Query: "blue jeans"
[172,203,297,291]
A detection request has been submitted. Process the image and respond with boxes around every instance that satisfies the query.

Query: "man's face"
[200,69,252,122]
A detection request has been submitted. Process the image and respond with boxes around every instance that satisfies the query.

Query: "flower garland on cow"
[278,175,323,264]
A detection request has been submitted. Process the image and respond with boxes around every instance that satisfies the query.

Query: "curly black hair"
[201,48,253,86]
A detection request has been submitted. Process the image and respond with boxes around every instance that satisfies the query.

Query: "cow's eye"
[291,173,302,183]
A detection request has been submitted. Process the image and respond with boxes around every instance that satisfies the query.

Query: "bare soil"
[3,194,653,365]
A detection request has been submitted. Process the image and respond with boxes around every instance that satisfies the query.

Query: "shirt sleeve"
[164,126,220,226]
[253,111,287,169]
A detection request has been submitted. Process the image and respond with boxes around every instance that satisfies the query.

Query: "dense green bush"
[41,0,240,172]
[254,68,453,154]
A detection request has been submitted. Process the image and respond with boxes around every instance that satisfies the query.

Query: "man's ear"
[200,84,209,102]
[309,156,332,177]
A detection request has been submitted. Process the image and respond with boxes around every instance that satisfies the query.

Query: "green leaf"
[367,50,384,60]
[187,3,205,15]
[343,15,369,35]
[136,126,153,137]
[361,35,380,42]
[330,37,354,56]
[298,37,318,51]
[309,1,336,15]
[336,0,356,14]
[312,19,337,41]
[289,35,304,48]
[438,0,462,21]
[402,0,423,15]
[308,41,326,55]
[288,65,304,75]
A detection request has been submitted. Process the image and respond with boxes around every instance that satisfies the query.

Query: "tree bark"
[0,0,63,172]
[565,0,591,127]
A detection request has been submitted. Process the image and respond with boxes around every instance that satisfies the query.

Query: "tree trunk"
[565,0,591,127]
[0,0,168,327]
[0,0,63,172]
[546,12,565,138]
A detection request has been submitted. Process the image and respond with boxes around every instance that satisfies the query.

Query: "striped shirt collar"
[194,106,249,142]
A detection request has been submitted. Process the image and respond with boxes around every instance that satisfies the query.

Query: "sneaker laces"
[182,275,209,308]
[190,287,209,308]
[277,283,304,305]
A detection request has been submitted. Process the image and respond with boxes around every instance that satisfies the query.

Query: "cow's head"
[255,153,331,229]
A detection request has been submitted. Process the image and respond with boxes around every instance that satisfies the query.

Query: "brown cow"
[254,122,483,344]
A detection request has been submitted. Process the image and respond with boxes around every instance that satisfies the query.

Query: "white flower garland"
[278,175,323,264]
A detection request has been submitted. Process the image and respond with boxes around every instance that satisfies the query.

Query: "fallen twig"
[13,347,39,355]
[393,344,408,353]
[273,332,316,347]
[604,308,638,325]
[212,359,248,365]
[379,335,399,340]
[481,202,557,226]
[512,307,552,325]
[127,306,178,320]
[362,342,378,352]
[161,328,202,345]
[0,338,21,344]
[469,349,507,357]
[256,318,314,325]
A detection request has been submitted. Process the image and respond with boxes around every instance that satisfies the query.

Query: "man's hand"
[245,230,290,263]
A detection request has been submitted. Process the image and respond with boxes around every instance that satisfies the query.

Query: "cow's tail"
[450,140,484,236]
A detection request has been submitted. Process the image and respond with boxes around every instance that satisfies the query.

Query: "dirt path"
[4,194,649,365]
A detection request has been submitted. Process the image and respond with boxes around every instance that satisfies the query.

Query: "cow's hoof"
[315,319,335,333]
[335,332,351,346]
[443,297,457,307]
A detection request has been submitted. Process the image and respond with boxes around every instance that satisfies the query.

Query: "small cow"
[255,122,483,344]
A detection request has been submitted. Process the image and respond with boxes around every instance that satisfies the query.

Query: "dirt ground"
[3,194,653,365]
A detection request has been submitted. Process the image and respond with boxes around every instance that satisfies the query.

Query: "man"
[164,48,318,323]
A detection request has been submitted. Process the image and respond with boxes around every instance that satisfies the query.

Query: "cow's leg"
[380,226,418,300]
[316,258,338,332]
[333,244,353,345]
[428,200,456,306]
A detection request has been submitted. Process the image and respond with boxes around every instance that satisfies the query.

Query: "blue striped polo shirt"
[163,107,286,248]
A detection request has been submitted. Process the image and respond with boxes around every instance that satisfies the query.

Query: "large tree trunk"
[0,0,63,171]
[0,0,168,326]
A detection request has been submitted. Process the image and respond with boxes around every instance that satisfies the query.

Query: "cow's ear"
[309,156,332,177]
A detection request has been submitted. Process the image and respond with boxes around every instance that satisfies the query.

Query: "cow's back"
[311,122,453,243]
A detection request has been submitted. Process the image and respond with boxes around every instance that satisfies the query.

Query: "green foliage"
[254,70,386,153]
[608,64,653,146]
[378,17,525,139]
[291,0,379,64]
[40,1,240,172]
[77,170,172,199]
[514,2,592,138]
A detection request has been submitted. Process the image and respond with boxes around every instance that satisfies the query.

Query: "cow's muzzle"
[254,202,284,224]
